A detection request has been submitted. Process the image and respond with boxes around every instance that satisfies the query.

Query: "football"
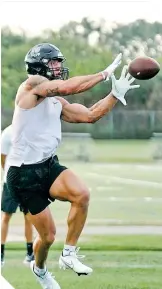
[128,56,160,80]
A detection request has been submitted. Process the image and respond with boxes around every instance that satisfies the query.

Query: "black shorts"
[1,183,23,214]
[7,155,67,215]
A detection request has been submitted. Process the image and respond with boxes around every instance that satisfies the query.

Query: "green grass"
[2,250,162,289]
[2,140,162,288]
[8,161,162,227]
[5,235,162,251]
[58,139,156,163]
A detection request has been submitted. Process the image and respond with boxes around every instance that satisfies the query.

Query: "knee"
[42,231,56,247]
[76,187,90,207]
[2,213,12,224]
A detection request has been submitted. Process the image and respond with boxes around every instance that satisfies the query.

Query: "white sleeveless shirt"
[7,97,62,166]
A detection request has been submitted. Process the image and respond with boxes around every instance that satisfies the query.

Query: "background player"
[1,125,34,267]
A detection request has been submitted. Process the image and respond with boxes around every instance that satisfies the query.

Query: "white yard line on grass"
[92,163,162,171]
[110,176,162,188]
[96,186,120,191]
[87,172,108,179]
[136,164,162,171]
[86,172,162,189]
[86,171,162,188]
[97,263,162,269]
[91,196,162,202]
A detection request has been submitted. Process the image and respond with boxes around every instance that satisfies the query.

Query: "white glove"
[102,53,122,81]
[111,65,140,106]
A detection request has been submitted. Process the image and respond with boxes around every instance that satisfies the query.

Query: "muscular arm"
[31,72,106,97]
[1,154,6,170]
[59,64,139,123]
[58,93,118,124]
[17,73,106,109]
[31,52,122,97]
[16,53,122,109]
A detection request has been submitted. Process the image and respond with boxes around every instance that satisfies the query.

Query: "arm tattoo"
[46,87,61,97]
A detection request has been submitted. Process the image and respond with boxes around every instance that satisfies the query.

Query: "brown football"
[128,56,160,80]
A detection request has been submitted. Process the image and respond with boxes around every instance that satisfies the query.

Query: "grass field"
[9,161,162,227]
[58,139,158,163]
[5,235,162,251]
[2,140,162,288]
[2,236,162,289]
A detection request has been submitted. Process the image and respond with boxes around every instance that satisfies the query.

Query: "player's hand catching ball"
[102,53,122,81]
[111,65,140,106]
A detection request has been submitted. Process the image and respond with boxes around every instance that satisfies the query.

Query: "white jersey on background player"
[1,125,34,267]
[1,125,12,183]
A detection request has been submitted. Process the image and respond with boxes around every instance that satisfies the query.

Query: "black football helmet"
[24,43,69,80]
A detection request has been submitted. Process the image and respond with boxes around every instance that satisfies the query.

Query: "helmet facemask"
[42,58,69,80]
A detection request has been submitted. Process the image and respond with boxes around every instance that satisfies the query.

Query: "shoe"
[30,261,61,289]
[59,247,93,276]
[23,253,35,266]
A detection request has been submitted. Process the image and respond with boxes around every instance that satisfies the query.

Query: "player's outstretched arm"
[31,53,122,97]
[60,65,140,123]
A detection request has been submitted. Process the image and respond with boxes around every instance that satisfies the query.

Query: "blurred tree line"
[1,18,162,138]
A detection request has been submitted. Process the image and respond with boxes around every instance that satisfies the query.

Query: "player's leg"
[1,213,12,244]
[28,207,56,269]
[24,213,33,244]
[7,162,61,289]
[49,166,92,275]
[23,212,34,265]
[27,207,60,289]
[1,183,18,267]
[50,169,90,246]
[1,212,12,266]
